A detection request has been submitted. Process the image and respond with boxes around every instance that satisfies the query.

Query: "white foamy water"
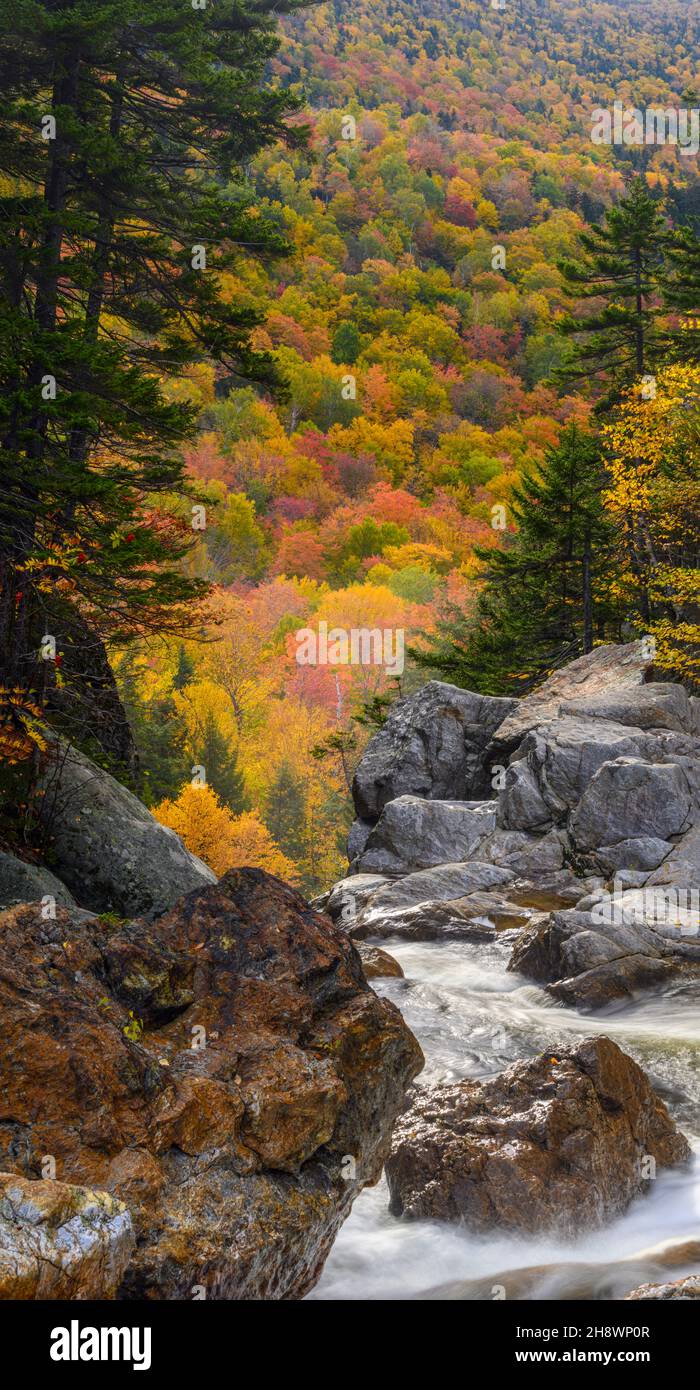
[310,935,700,1300]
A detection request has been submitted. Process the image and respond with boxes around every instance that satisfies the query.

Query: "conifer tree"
[173,645,196,693]
[264,760,306,863]
[199,713,249,814]
[557,178,667,404]
[662,222,700,364]
[413,426,618,695]
[0,0,309,760]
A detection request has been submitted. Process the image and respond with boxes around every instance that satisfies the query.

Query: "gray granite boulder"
[0,851,76,911]
[570,759,692,851]
[356,797,496,875]
[37,740,216,917]
[352,682,515,820]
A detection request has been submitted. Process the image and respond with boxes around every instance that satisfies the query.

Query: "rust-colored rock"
[0,869,423,1299]
[356,943,404,979]
[385,1037,689,1235]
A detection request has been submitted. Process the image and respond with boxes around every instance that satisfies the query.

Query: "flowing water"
[311,932,700,1300]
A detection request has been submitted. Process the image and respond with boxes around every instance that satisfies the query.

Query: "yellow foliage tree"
[602,364,700,679]
[154,783,298,882]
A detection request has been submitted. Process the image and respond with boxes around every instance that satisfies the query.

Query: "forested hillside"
[2,0,699,893]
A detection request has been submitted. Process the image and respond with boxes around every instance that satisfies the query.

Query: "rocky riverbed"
[313,642,700,1301]
[2,640,700,1300]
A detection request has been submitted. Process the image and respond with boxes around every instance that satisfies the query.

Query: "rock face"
[0,1174,133,1299]
[491,640,654,752]
[0,870,423,1300]
[0,850,77,911]
[357,797,496,875]
[37,739,216,917]
[341,642,700,1008]
[351,681,515,822]
[385,1037,690,1234]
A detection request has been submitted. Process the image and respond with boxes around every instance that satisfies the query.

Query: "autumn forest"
[1,0,699,895]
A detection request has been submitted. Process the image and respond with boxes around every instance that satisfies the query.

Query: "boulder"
[505,718,660,824]
[356,943,404,979]
[352,893,527,943]
[496,759,552,831]
[322,874,390,930]
[385,1037,690,1233]
[347,817,373,867]
[474,828,567,876]
[356,797,496,875]
[352,681,515,820]
[570,758,692,851]
[0,1174,133,1300]
[355,862,515,931]
[0,850,76,911]
[37,740,216,917]
[594,837,673,875]
[491,641,654,752]
[0,870,423,1300]
[647,824,700,889]
[509,889,700,1011]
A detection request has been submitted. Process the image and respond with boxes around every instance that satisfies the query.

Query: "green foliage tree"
[413,426,618,694]
[199,713,249,814]
[263,760,306,862]
[557,179,667,404]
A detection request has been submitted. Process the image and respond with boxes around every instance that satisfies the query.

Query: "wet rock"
[570,758,691,851]
[548,956,683,1010]
[352,682,515,820]
[0,1173,133,1299]
[385,1037,690,1233]
[0,871,423,1300]
[323,874,390,930]
[37,739,216,917]
[491,641,654,752]
[0,850,76,911]
[355,862,514,930]
[357,797,496,875]
[625,1275,700,1300]
[352,896,501,943]
[356,943,404,979]
[509,888,700,1011]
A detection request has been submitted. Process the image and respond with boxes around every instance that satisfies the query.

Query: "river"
[311,931,700,1300]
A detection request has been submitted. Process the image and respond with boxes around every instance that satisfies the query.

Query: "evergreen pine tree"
[264,761,307,863]
[412,426,619,695]
[199,713,249,814]
[557,178,667,403]
[173,645,196,693]
[0,0,308,759]
[662,221,700,364]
